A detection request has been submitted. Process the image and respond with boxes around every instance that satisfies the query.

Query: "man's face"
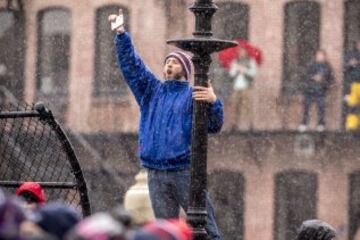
[356,41,360,51]
[163,57,185,80]
[316,51,326,62]
[238,48,248,59]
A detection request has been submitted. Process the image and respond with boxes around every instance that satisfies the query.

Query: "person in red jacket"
[16,182,47,210]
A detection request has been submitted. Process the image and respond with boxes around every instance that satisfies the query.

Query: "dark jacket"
[114,33,224,170]
[303,61,333,95]
[344,49,360,83]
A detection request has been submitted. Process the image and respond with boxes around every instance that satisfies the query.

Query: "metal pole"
[167,1,237,239]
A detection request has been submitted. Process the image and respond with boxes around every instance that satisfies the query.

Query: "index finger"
[119,9,123,15]
[193,86,208,90]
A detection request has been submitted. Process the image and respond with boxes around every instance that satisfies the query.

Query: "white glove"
[108,9,125,34]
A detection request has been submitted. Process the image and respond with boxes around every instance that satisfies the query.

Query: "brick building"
[1,1,360,240]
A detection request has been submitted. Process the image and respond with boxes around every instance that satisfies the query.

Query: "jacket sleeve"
[302,63,313,90]
[324,64,333,89]
[244,59,257,79]
[207,98,224,134]
[114,32,160,105]
[229,61,238,77]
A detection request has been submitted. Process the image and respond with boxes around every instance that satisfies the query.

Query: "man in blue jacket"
[109,10,223,240]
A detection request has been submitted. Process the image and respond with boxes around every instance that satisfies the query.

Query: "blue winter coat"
[114,33,224,170]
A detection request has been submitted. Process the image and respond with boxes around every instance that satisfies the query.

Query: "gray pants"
[147,168,221,240]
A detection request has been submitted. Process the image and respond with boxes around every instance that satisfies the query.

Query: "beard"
[173,72,184,80]
[164,69,185,80]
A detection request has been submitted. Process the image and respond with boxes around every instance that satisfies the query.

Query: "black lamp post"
[167,1,237,239]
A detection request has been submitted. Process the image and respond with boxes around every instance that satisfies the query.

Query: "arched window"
[211,2,249,98]
[274,171,318,240]
[349,171,360,240]
[282,1,320,95]
[36,8,71,118]
[208,170,245,240]
[0,8,25,102]
[93,5,129,98]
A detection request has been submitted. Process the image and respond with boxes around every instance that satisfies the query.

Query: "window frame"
[208,170,245,240]
[93,4,130,99]
[274,170,318,240]
[36,7,71,97]
[0,8,25,101]
[281,0,321,95]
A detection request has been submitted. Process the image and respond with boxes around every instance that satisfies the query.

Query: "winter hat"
[132,219,192,240]
[0,197,26,240]
[71,212,126,240]
[296,219,337,240]
[165,51,194,81]
[30,202,80,239]
[16,182,46,204]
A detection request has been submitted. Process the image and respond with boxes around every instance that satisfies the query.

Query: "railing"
[0,102,91,216]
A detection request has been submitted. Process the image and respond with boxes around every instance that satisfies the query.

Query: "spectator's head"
[67,212,127,240]
[132,219,192,240]
[0,196,27,240]
[296,219,337,240]
[356,40,360,51]
[237,47,249,60]
[16,182,46,210]
[110,206,132,229]
[29,202,80,240]
[315,50,327,63]
[164,51,193,82]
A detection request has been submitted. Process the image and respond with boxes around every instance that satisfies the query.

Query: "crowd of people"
[226,37,360,131]
[0,182,338,240]
[0,182,193,240]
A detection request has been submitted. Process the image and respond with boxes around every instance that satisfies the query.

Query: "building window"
[213,2,249,40]
[37,8,70,97]
[282,1,320,95]
[342,0,360,128]
[164,0,187,38]
[0,9,25,102]
[344,0,360,52]
[208,170,245,240]
[349,172,360,240]
[274,171,317,240]
[211,2,249,98]
[94,5,129,98]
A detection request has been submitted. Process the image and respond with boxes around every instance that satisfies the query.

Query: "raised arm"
[109,10,160,105]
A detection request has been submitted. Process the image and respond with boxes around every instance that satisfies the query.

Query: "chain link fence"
[0,102,91,216]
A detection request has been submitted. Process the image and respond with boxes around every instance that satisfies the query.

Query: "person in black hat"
[28,202,80,240]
